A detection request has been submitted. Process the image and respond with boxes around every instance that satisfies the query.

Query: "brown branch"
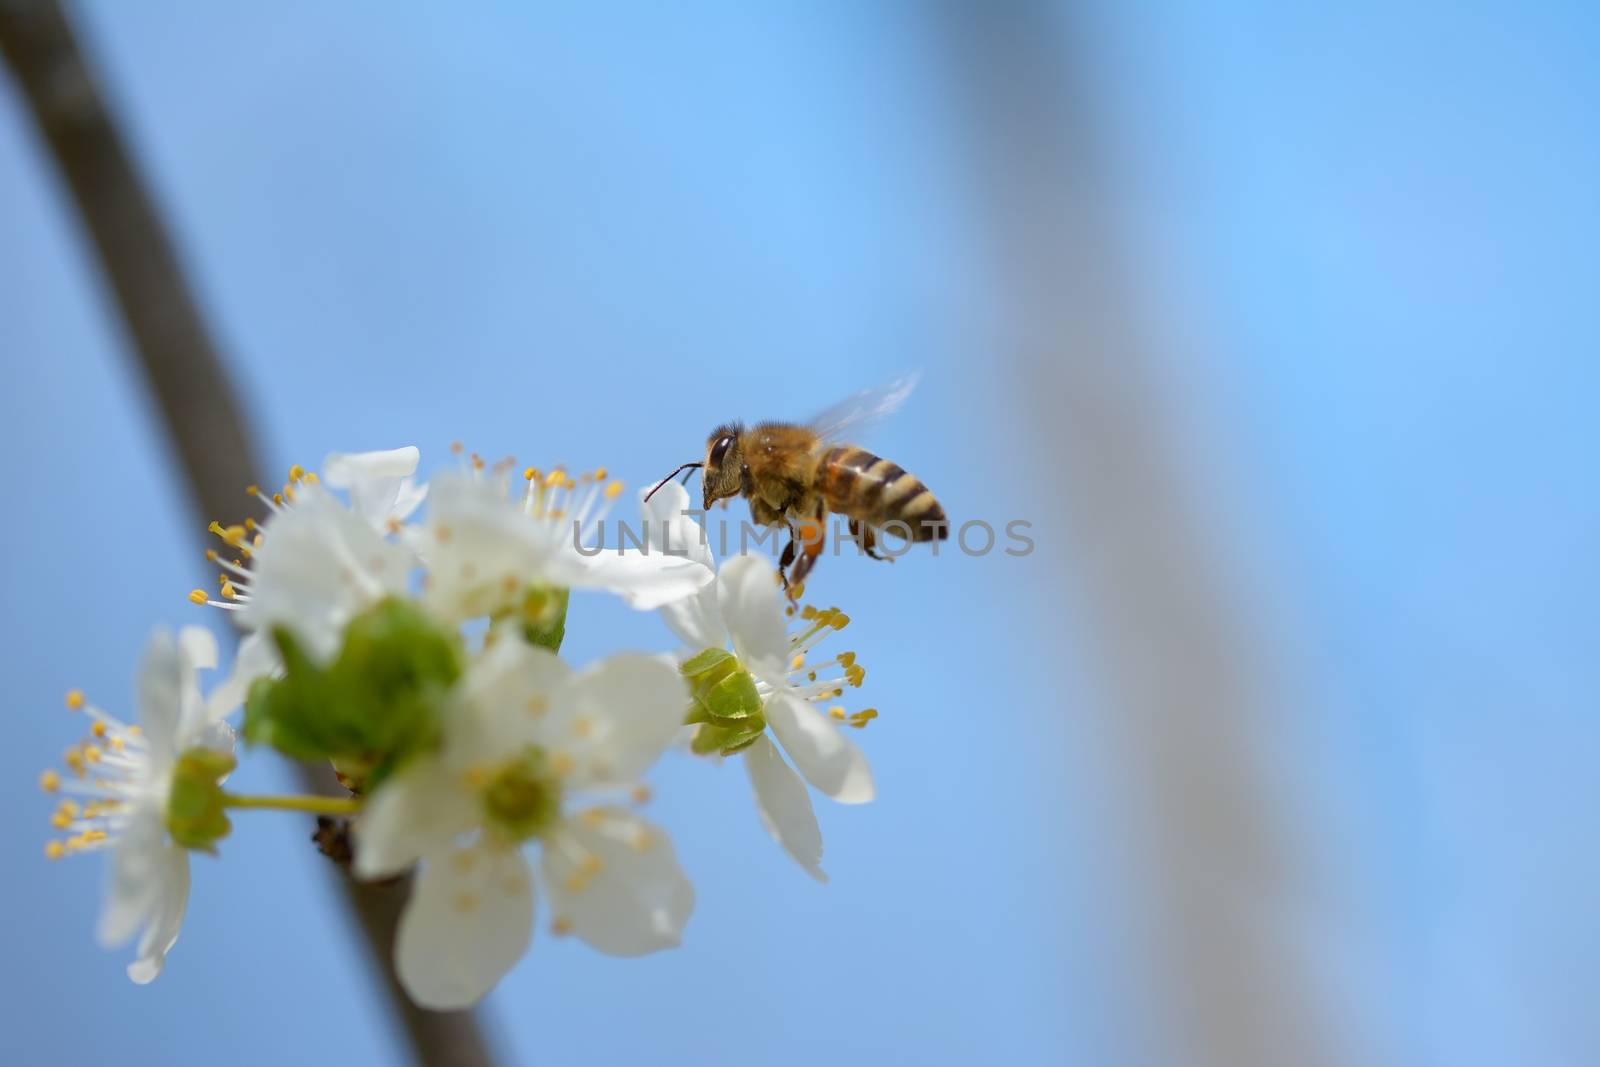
[937,5,1336,1067]
[0,4,500,1065]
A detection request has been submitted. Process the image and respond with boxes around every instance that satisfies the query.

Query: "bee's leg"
[778,536,797,589]
[787,511,826,597]
[848,518,890,562]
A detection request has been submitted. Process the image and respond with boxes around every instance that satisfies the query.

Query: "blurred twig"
[0,4,499,1065]
[938,5,1334,1067]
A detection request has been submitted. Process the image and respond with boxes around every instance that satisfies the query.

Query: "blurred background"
[1,2,1595,1065]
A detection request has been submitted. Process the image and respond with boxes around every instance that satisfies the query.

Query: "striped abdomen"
[817,446,947,541]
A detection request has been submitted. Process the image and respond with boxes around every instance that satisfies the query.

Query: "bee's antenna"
[645,462,702,502]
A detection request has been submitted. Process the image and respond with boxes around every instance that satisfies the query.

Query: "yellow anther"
[525,695,548,717]
[91,721,106,738]
[450,441,464,454]
[544,470,565,488]
[188,588,209,605]
[450,850,477,874]
[801,604,818,620]
[630,829,654,853]
[57,801,79,818]
[109,737,125,752]
[523,466,538,481]
[551,752,576,777]
[65,689,85,711]
[503,873,531,895]
[204,548,218,561]
[387,517,403,534]
[272,492,283,505]
[785,605,796,617]
[244,517,256,530]
[581,809,608,828]
[604,481,625,500]
[287,464,305,483]
[846,665,866,687]
[82,829,107,844]
[220,580,238,600]
[836,651,856,668]
[434,525,453,543]
[571,716,593,739]
[45,841,65,861]
[462,765,492,790]
[283,482,296,502]
[789,582,806,600]
[471,453,485,471]
[128,725,141,736]
[829,706,846,721]
[51,810,72,830]
[64,749,85,775]
[551,917,573,937]
[303,471,319,485]
[83,746,102,765]
[451,891,478,914]
[831,612,850,630]
[580,853,602,877]
[791,653,806,670]
[39,769,61,793]
[631,784,652,805]
[548,509,566,520]
[593,467,608,480]
[563,872,590,894]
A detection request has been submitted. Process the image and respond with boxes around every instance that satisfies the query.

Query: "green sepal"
[680,647,763,724]
[243,599,461,786]
[165,747,237,852]
[516,586,569,652]
[689,719,767,757]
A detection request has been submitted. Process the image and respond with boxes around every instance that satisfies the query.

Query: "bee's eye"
[709,435,734,467]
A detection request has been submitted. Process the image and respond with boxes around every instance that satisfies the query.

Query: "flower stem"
[221,792,363,816]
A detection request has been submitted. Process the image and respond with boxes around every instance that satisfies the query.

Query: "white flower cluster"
[39,447,878,1008]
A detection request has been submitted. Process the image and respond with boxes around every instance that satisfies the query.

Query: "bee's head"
[701,424,745,509]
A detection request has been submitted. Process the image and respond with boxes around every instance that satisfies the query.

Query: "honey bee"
[648,374,947,593]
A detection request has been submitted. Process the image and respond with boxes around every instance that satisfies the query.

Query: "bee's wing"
[805,370,921,445]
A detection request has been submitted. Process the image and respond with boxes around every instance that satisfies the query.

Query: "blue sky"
[1,3,1595,1065]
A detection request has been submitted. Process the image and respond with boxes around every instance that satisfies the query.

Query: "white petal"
[574,550,716,611]
[743,735,827,882]
[716,556,789,682]
[204,630,280,722]
[97,805,167,947]
[396,843,535,1009]
[542,810,693,956]
[546,654,689,788]
[177,626,218,672]
[390,478,429,523]
[659,583,725,652]
[450,639,574,763]
[765,692,875,804]
[136,630,183,764]
[323,446,421,485]
[638,481,716,571]
[127,847,190,985]
[421,475,557,623]
[238,485,414,660]
[353,759,478,880]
